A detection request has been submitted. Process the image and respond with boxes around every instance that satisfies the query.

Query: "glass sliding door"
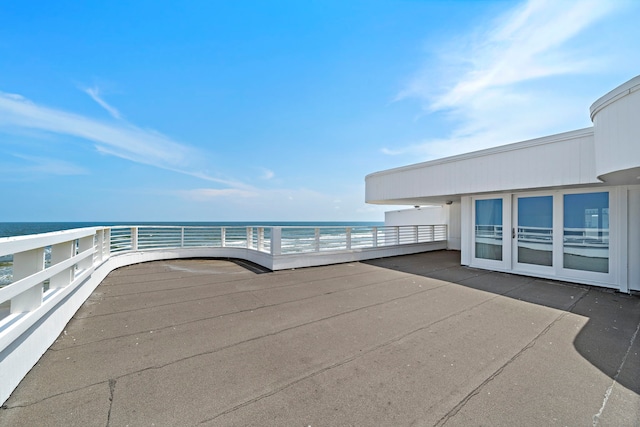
[475,198,503,261]
[563,192,609,273]
[516,196,553,267]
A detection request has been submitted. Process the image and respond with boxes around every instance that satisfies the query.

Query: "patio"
[1,250,638,426]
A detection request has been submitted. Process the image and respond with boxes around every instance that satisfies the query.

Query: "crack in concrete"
[197,290,507,425]
[10,280,454,410]
[53,274,432,350]
[98,263,371,296]
[106,379,116,427]
[433,289,589,426]
[1,380,108,410]
[592,313,640,426]
[76,267,378,314]
[112,282,454,379]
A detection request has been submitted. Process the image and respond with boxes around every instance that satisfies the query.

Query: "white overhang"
[366,74,640,206]
[365,127,600,205]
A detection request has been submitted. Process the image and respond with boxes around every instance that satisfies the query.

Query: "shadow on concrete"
[364,250,640,394]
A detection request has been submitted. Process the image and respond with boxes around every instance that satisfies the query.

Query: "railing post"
[131,227,138,251]
[396,226,400,245]
[78,236,94,272]
[11,248,45,313]
[104,228,111,259]
[247,227,253,249]
[95,230,104,263]
[221,227,226,247]
[373,227,378,247]
[271,227,282,256]
[414,225,418,243]
[49,241,75,289]
[181,227,185,248]
[257,227,264,251]
[346,227,352,249]
[314,228,320,252]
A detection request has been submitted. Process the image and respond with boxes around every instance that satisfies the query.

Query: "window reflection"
[563,192,609,273]
[518,196,553,266]
[475,199,503,261]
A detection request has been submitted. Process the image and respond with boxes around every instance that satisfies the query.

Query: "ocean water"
[0,221,383,239]
[0,222,383,287]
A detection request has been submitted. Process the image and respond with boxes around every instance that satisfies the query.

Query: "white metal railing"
[0,223,446,328]
[0,224,446,316]
[0,227,109,335]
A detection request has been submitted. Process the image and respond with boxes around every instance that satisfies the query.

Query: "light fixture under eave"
[445,200,453,205]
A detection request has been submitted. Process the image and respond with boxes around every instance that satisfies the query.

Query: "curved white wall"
[591,75,640,184]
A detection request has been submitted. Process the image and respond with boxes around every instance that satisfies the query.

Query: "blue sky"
[1,0,638,222]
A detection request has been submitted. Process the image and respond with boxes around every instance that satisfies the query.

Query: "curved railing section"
[0,223,446,404]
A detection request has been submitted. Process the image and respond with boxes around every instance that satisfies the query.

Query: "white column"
[314,228,320,252]
[271,227,282,255]
[95,230,104,263]
[257,228,264,251]
[346,228,352,249]
[460,196,472,266]
[49,241,75,289]
[221,227,226,247]
[246,227,253,249]
[78,236,94,272]
[103,228,111,259]
[373,227,378,248]
[131,227,138,251]
[11,248,45,313]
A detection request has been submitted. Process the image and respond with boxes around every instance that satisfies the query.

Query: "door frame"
[470,194,511,271]
[511,193,557,276]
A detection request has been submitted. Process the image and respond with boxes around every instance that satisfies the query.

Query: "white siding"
[385,206,445,226]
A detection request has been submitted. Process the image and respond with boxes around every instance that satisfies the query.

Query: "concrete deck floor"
[1,250,639,426]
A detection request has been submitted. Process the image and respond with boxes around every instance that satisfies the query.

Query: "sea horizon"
[0,221,385,239]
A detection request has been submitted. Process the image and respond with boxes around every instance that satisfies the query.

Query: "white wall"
[446,202,462,250]
[385,206,445,226]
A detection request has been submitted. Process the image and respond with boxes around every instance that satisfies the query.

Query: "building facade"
[366,75,640,293]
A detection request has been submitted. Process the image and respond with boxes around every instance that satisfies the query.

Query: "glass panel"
[517,196,553,266]
[563,192,609,273]
[475,199,503,261]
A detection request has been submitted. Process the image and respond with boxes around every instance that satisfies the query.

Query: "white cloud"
[177,188,257,201]
[260,168,275,180]
[0,90,244,188]
[84,87,123,120]
[428,0,616,110]
[390,0,626,159]
[380,147,403,156]
[3,154,88,176]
